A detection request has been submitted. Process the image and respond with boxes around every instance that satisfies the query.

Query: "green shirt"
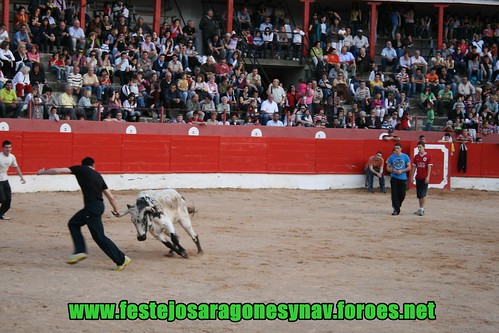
[438,89,453,102]
[426,109,435,125]
[0,88,17,104]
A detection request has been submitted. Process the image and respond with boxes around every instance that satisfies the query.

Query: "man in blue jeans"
[386,143,411,215]
[38,157,131,271]
[365,151,385,193]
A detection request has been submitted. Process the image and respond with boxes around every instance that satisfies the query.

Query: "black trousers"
[390,177,407,214]
[68,200,126,265]
[0,180,12,216]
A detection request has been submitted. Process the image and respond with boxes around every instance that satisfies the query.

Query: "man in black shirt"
[38,157,131,271]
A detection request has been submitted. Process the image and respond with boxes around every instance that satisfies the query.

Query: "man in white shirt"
[68,20,85,51]
[266,112,284,127]
[351,29,369,56]
[0,140,25,220]
[266,79,286,112]
[411,50,428,75]
[259,94,279,124]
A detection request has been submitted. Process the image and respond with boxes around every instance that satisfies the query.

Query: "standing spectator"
[199,9,216,54]
[411,141,432,216]
[424,102,435,131]
[386,142,411,216]
[0,140,26,220]
[291,25,305,61]
[365,151,385,193]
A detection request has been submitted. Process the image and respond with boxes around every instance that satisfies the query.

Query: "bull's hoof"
[197,249,204,255]
[180,251,189,258]
[165,249,175,257]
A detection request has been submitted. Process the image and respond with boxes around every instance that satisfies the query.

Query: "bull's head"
[116,197,157,241]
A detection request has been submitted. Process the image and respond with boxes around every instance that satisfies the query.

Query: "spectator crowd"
[0,1,497,134]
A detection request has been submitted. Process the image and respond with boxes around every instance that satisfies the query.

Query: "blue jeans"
[365,167,385,192]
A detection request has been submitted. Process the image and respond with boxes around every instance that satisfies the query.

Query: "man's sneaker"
[66,253,88,264]
[391,210,399,216]
[115,256,131,271]
[0,215,10,220]
[418,209,425,216]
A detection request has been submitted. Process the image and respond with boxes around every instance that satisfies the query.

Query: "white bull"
[118,189,202,258]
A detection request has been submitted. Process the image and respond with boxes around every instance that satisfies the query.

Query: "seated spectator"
[67,65,83,96]
[351,29,369,57]
[397,67,411,97]
[442,120,454,132]
[49,52,66,81]
[59,85,77,119]
[0,81,20,118]
[13,24,31,50]
[164,84,185,118]
[13,44,31,73]
[354,81,370,110]
[216,96,231,114]
[41,86,58,117]
[411,50,428,75]
[77,89,98,120]
[12,66,32,97]
[366,109,381,129]
[171,113,186,124]
[206,111,222,125]
[185,93,204,120]
[122,92,141,122]
[355,110,368,128]
[436,85,453,115]
[0,41,16,79]
[355,47,374,74]
[425,67,439,94]
[457,76,476,97]
[48,105,59,121]
[339,46,356,79]
[381,41,398,72]
[82,68,103,100]
[188,111,205,124]
[69,20,86,52]
[114,51,131,85]
[266,112,284,127]
[259,93,279,125]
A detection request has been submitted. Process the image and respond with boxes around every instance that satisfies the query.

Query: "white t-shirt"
[0,153,17,181]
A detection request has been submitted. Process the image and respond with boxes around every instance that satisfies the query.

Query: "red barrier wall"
[2,131,499,179]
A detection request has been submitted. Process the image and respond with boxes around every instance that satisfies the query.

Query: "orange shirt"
[325,53,340,64]
[425,73,438,84]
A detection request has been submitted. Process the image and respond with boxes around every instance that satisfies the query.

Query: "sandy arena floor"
[0,188,497,333]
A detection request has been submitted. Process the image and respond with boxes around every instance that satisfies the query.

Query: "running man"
[411,141,432,216]
[37,157,131,271]
[0,140,26,220]
[386,143,411,215]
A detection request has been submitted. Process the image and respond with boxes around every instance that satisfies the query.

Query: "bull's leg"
[170,233,188,258]
[178,214,203,254]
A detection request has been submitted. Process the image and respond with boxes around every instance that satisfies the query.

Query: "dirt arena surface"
[0,188,497,333]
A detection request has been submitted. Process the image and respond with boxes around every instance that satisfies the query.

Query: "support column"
[226,0,234,33]
[3,0,10,33]
[434,4,449,50]
[368,2,381,60]
[300,0,314,56]
[79,0,87,28]
[153,0,161,34]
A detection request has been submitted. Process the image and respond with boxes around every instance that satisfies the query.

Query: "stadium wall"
[3,129,499,192]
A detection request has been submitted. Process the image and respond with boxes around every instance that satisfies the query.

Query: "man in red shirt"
[411,142,432,216]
